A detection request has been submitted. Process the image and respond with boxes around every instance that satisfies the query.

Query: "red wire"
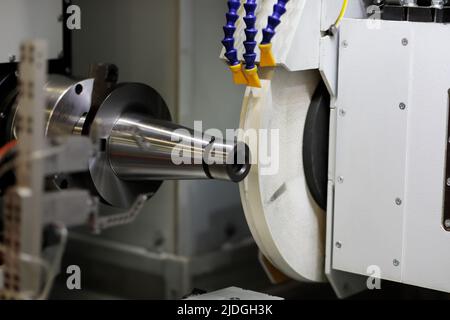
[0,140,17,160]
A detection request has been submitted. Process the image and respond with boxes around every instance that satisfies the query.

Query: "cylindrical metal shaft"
[108,113,251,183]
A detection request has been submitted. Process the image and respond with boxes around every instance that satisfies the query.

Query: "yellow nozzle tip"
[259,43,276,68]
[244,67,261,88]
[229,63,248,86]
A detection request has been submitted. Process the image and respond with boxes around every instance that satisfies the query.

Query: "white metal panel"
[325,105,367,298]
[326,179,367,298]
[0,0,62,62]
[284,0,321,71]
[333,19,412,282]
[333,19,450,293]
[319,35,338,97]
[401,22,450,292]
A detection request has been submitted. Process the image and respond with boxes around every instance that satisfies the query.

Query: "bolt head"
[402,38,408,46]
[399,103,406,110]
[445,219,450,229]
[339,109,346,117]
[447,178,450,187]
[337,176,344,184]
[342,40,348,48]
[395,198,402,206]
[393,259,400,267]
[335,241,342,249]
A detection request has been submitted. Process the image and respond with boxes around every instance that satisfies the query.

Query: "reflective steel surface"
[108,113,251,183]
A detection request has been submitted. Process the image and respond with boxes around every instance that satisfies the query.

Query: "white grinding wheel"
[239,68,326,283]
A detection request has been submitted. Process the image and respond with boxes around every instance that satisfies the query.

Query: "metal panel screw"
[393,259,400,267]
[8,55,16,63]
[401,38,408,46]
[339,109,346,117]
[335,242,342,249]
[445,219,450,229]
[399,103,406,110]
[337,176,344,184]
[447,178,450,187]
[395,198,402,206]
[342,40,348,48]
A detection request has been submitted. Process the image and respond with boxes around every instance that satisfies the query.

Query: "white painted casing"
[333,18,450,292]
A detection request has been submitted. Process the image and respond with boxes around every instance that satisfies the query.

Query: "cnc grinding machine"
[0,0,450,300]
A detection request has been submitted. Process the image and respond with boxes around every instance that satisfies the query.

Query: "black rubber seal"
[302,81,330,211]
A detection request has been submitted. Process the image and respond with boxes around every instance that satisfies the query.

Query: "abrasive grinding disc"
[239,68,326,282]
